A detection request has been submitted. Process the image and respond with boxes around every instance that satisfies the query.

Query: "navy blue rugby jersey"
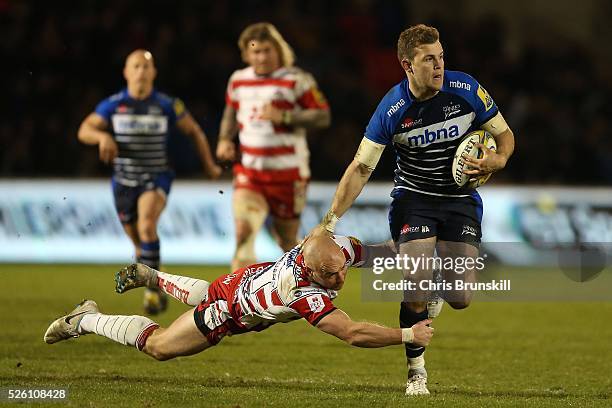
[365,70,498,197]
[95,89,186,186]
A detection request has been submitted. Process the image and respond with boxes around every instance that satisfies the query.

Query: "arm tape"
[481,112,509,136]
[354,137,385,171]
[401,328,414,343]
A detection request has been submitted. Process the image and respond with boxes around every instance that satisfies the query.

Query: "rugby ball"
[452,130,497,188]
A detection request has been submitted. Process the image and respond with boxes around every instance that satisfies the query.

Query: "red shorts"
[192,272,247,346]
[233,165,308,219]
[193,263,274,345]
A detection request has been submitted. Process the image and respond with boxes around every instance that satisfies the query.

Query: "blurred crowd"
[2,0,611,184]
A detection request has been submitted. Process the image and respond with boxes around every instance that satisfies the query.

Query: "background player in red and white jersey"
[216,23,331,270]
[44,236,433,366]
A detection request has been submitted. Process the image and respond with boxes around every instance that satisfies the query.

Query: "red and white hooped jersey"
[218,235,364,332]
[226,66,329,183]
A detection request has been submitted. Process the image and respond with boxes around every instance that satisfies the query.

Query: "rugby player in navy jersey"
[310,24,515,395]
[78,50,222,315]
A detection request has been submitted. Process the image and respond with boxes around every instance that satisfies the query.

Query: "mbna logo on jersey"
[386,99,405,117]
[405,125,460,147]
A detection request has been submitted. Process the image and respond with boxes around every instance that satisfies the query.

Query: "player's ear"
[401,59,412,74]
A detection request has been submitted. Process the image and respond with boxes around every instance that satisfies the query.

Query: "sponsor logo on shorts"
[400,224,422,235]
[306,294,325,313]
[386,99,406,117]
[461,225,478,236]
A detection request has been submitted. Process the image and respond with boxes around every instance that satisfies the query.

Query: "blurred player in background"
[44,236,433,363]
[310,24,515,395]
[78,49,222,315]
[216,23,331,271]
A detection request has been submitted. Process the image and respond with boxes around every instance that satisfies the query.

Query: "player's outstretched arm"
[177,113,222,179]
[316,309,433,348]
[77,113,117,164]
[216,105,238,162]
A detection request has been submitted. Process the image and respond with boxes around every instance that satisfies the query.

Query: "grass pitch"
[1,264,611,407]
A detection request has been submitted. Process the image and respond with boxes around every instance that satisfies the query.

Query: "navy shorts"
[111,172,174,224]
[389,191,483,246]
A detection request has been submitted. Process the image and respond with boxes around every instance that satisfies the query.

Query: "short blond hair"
[238,22,295,67]
[397,24,440,62]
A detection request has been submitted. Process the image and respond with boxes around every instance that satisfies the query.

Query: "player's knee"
[447,291,473,309]
[137,219,158,241]
[235,221,253,246]
[144,337,174,361]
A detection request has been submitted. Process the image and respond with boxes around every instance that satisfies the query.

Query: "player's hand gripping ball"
[452,130,497,188]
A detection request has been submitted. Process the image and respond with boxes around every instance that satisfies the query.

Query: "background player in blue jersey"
[310,24,515,395]
[77,50,222,315]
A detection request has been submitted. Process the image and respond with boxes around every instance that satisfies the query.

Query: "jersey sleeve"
[289,289,337,326]
[469,77,499,126]
[171,97,187,122]
[332,235,365,267]
[364,98,392,145]
[158,94,188,125]
[364,85,407,145]
[295,72,329,110]
[225,72,239,110]
[94,97,115,122]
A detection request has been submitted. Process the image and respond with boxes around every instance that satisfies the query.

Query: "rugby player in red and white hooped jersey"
[216,23,331,271]
[44,236,434,365]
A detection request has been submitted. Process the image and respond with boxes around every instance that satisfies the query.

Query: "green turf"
[1,264,611,407]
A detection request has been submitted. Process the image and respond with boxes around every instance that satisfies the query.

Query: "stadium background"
[2,0,612,183]
[1,1,611,406]
[1,0,611,264]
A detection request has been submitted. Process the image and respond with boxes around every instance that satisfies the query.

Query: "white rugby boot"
[43,300,99,344]
[115,263,158,294]
[405,369,430,396]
